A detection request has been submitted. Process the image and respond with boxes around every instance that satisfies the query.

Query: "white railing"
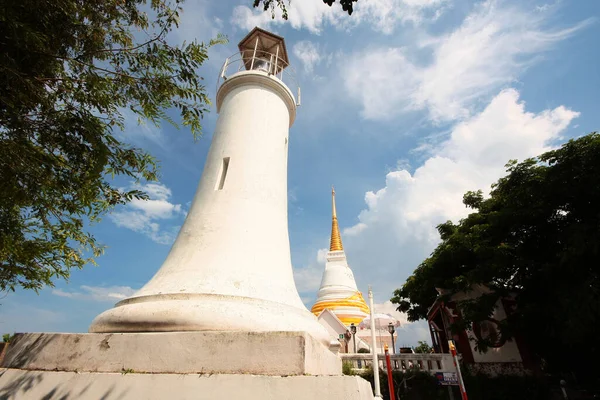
[217,50,301,106]
[341,353,455,374]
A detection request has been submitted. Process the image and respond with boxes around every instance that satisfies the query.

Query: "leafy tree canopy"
[414,341,432,354]
[254,0,358,19]
[391,133,600,379]
[0,0,225,293]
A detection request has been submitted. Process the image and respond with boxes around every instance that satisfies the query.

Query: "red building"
[427,285,534,374]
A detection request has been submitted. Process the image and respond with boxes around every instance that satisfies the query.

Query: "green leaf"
[0,0,227,293]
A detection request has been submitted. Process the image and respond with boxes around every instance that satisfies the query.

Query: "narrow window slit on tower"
[216,157,230,190]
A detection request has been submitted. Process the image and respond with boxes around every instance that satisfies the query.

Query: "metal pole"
[377,322,382,353]
[274,45,279,76]
[353,333,357,353]
[250,37,259,70]
[385,345,397,400]
[391,333,396,354]
[448,341,468,400]
[369,286,382,399]
[220,58,229,80]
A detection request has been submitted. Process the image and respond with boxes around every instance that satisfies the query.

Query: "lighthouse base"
[1,331,341,376]
[0,369,375,400]
[89,293,334,350]
[0,332,375,399]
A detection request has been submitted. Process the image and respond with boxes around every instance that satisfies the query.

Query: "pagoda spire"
[311,187,369,326]
[329,186,343,251]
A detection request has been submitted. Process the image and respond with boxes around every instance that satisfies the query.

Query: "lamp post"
[350,323,357,353]
[368,287,382,399]
[344,330,352,353]
[388,322,396,354]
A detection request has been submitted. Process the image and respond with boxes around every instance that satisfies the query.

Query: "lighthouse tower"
[0,28,373,400]
[1,28,377,399]
[89,27,331,347]
[311,188,369,326]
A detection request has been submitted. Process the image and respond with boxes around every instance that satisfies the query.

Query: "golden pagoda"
[310,187,369,326]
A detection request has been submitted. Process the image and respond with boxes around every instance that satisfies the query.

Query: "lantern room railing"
[217,50,301,106]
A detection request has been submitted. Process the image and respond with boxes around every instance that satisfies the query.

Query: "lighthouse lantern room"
[238,27,289,75]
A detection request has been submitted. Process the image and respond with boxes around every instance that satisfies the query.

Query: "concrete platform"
[0,369,375,400]
[0,332,376,400]
[1,331,341,376]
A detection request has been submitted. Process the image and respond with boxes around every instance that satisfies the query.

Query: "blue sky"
[2,0,599,346]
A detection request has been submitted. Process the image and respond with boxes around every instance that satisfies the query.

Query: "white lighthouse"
[89,27,331,347]
[1,28,377,399]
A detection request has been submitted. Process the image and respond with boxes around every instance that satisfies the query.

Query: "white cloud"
[168,0,231,72]
[293,41,322,73]
[170,0,223,45]
[231,0,447,34]
[371,300,410,326]
[293,265,324,293]
[349,0,449,33]
[342,89,578,302]
[342,47,421,120]
[316,248,329,265]
[109,182,186,245]
[129,198,183,219]
[343,222,367,236]
[116,109,166,148]
[52,285,137,302]
[138,182,172,201]
[343,0,591,122]
[231,1,341,34]
[368,301,432,345]
[293,247,328,293]
[0,304,67,333]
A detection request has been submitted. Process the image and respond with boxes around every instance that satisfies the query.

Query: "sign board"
[435,372,459,386]
[339,334,345,340]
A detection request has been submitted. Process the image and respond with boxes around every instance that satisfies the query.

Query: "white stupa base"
[0,369,375,400]
[89,293,334,350]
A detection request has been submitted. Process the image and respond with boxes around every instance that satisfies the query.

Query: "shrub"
[2,333,15,343]
[342,361,355,376]
[461,368,551,400]
[358,367,551,400]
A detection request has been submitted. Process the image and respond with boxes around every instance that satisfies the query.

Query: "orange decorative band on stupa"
[311,292,370,318]
[338,315,368,325]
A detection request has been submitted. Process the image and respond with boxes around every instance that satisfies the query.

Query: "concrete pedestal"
[0,370,375,400]
[1,332,340,376]
[0,332,375,399]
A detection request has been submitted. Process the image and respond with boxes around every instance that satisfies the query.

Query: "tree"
[2,333,15,343]
[414,341,432,354]
[254,0,358,19]
[391,133,600,383]
[0,0,225,293]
